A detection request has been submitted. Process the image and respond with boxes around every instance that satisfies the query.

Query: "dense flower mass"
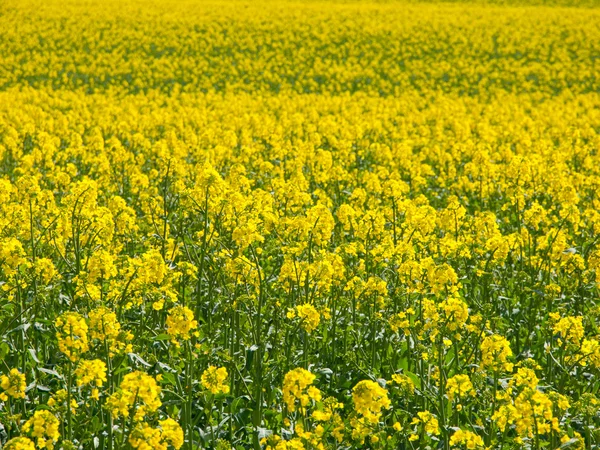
[55,312,89,362]
[200,366,230,395]
[282,368,321,413]
[165,305,198,345]
[352,380,391,424]
[3,437,36,450]
[22,411,60,449]
[0,0,600,448]
[0,369,26,400]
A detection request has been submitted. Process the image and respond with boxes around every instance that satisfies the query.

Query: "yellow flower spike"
[74,359,107,387]
[22,411,60,449]
[55,312,89,362]
[3,437,36,450]
[166,305,198,346]
[352,380,390,425]
[480,334,513,373]
[201,366,230,395]
[0,368,26,399]
[282,368,320,413]
[450,429,484,449]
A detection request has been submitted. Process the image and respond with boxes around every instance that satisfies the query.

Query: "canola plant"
[0,0,600,449]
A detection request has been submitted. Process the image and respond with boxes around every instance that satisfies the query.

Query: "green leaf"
[404,370,421,389]
[160,372,177,386]
[0,342,10,362]
[153,333,171,341]
[38,367,62,379]
[28,348,40,363]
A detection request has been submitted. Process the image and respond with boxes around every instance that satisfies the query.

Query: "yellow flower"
[389,311,411,335]
[552,315,584,346]
[292,304,321,333]
[514,388,557,437]
[352,380,390,424]
[106,371,161,420]
[480,334,513,373]
[201,366,230,395]
[282,367,320,413]
[390,373,415,395]
[55,311,89,362]
[492,404,518,432]
[34,258,57,284]
[411,410,440,436]
[88,306,133,356]
[3,437,36,450]
[0,368,26,399]
[129,418,184,450]
[159,418,184,449]
[446,374,474,402]
[23,410,60,449]
[48,389,78,414]
[439,297,469,331]
[449,429,484,449]
[75,359,107,387]
[87,249,118,283]
[513,367,538,390]
[0,238,30,276]
[166,305,198,346]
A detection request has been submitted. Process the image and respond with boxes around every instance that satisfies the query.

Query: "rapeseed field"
[1,0,600,449]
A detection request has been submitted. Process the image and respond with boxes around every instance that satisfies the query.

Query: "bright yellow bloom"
[481,334,513,373]
[201,366,230,395]
[446,374,474,402]
[282,368,320,413]
[3,437,36,450]
[106,371,162,420]
[411,410,440,436]
[390,373,415,395]
[288,304,321,333]
[75,359,107,387]
[55,311,89,362]
[166,305,198,346]
[129,419,184,450]
[449,429,484,449]
[352,380,391,424]
[48,388,78,414]
[439,297,469,331]
[0,368,26,400]
[23,410,60,449]
[552,315,584,347]
[88,306,133,356]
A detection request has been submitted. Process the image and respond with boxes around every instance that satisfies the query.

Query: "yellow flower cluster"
[0,368,26,400]
[201,366,230,395]
[551,314,585,346]
[106,371,162,421]
[22,411,60,449]
[74,359,107,387]
[411,410,440,437]
[47,389,78,414]
[0,0,599,448]
[55,312,89,362]
[88,306,133,356]
[480,334,514,373]
[446,374,475,403]
[282,368,321,413]
[3,437,36,450]
[129,419,184,450]
[351,380,390,424]
[450,429,484,449]
[165,305,198,346]
[287,304,321,333]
